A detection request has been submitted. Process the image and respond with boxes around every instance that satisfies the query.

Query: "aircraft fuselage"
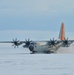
[23,41,63,54]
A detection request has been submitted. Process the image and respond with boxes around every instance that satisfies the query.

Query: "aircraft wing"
[0,38,36,48]
[50,39,74,47]
[0,38,74,48]
[0,38,26,48]
[61,39,74,47]
[0,41,25,43]
[47,39,74,47]
[46,39,62,46]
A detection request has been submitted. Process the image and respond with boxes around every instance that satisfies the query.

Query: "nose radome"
[29,46,34,51]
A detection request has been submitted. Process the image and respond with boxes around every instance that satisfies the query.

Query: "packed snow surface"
[0,45,74,75]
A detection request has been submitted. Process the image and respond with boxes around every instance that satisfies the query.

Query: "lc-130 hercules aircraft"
[0,23,74,54]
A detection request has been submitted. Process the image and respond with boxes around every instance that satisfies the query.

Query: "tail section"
[59,22,65,40]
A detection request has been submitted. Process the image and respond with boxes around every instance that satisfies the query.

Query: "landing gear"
[30,51,35,54]
[29,46,35,54]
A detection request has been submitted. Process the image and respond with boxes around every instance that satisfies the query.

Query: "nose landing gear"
[29,46,35,54]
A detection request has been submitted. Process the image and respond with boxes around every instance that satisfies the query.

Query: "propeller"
[24,38,32,47]
[12,38,19,48]
[63,38,69,45]
[49,38,56,46]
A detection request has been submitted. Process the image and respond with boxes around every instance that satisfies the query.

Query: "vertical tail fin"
[59,22,65,40]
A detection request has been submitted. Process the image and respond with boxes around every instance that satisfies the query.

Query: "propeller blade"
[12,38,20,48]
[24,38,32,47]
[49,38,56,46]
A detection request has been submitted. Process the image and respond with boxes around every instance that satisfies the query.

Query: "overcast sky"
[0,0,74,32]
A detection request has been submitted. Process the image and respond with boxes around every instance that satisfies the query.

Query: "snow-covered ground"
[0,45,74,75]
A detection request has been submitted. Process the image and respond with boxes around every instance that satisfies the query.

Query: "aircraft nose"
[29,46,34,51]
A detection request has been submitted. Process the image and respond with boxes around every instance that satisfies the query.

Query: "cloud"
[0,30,58,41]
[0,30,74,40]
[0,0,74,32]
[0,0,74,16]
